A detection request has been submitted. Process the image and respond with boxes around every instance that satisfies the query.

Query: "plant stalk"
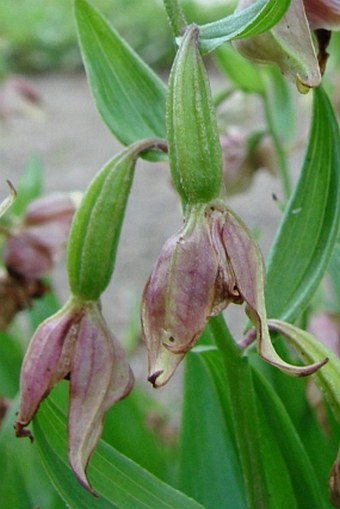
[163,0,187,37]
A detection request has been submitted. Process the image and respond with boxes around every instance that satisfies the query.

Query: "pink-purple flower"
[142,202,325,388]
[15,298,133,493]
[233,0,340,91]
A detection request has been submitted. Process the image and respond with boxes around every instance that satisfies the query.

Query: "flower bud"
[167,25,222,205]
[67,139,167,301]
[15,297,133,493]
[233,0,321,92]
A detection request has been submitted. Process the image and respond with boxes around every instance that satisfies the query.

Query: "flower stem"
[163,0,187,37]
[208,314,241,362]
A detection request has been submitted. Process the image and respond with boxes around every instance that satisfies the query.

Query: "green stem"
[208,314,241,362]
[163,0,187,37]
[262,93,291,201]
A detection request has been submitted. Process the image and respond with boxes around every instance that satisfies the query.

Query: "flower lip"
[148,370,164,388]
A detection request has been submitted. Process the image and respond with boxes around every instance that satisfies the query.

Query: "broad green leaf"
[178,348,247,509]
[34,399,205,509]
[252,369,329,509]
[102,388,174,482]
[198,0,291,54]
[0,331,23,397]
[208,315,298,509]
[265,87,340,321]
[213,44,265,95]
[74,0,166,151]
[0,399,64,509]
[269,319,340,423]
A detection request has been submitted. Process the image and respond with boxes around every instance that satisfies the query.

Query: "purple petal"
[222,209,323,375]
[15,304,79,437]
[141,209,219,387]
[234,0,321,90]
[68,303,133,493]
[304,0,340,30]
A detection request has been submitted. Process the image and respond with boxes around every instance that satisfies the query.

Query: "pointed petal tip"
[14,420,34,442]
[260,351,328,377]
[69,457,99,497]
[148,370,164,388]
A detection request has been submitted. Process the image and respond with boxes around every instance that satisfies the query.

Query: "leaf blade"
[74,0,166,148]
[178,348,247,509]
[34,399,205,509]
[265,87,340,321]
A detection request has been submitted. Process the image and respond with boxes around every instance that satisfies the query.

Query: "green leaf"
[0,331,23,398]
[213,44,265,95]
[328,239,340,307]
[198,0,291,54]
[269,319,340,423]
[265,87,340,321]
[178,348,247,509]
[27,288,60,333]
[208,315,298,509]
[252,369,329,509]
[34,399,205,509]
[74,0,166,151]
[0,399,64,509]
[102,388,174,482]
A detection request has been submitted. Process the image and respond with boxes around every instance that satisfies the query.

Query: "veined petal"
[141,208,219,387]
[233,0,321,90]
[15,303,80,438]
[304,0,340,30]
[221,208,324,375]
[68,302,133,493]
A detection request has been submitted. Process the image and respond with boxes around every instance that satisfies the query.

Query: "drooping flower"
[4,192,81,280]
[233,0,340,91]
[141,202,326,387]
[15,297,134,493]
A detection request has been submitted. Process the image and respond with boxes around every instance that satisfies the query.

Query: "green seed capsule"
[167,24,222,205]
[67,139,166,301]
